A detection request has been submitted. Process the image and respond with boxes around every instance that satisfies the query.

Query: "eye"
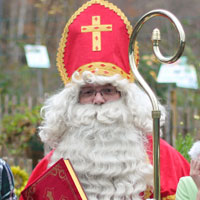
[80,89,95,96]
[102,88,116,94]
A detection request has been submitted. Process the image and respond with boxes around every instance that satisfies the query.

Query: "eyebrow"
[80,84,114,90]
[80,87,94,90]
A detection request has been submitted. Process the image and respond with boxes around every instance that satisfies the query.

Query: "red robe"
[20,135,190,200]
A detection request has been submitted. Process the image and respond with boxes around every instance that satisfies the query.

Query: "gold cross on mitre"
[81,16,112,51]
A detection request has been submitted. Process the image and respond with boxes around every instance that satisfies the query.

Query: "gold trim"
[81,16,112,32]
[82,24,112,32]
[57,0,139,85]
[144,186,153,199]
[64,160,88,200]
[70,61,134,82]
[93,32,101,51]
[162,194,175,200]
[143,191,175,200]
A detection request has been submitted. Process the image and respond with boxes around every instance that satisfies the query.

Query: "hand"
[190,159,200,189]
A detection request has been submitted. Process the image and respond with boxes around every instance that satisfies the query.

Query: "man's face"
[79,84,121,104]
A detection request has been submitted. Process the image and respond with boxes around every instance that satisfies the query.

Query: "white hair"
[39,71,166,200]
[188,141,200,160]
[71,71,166,132]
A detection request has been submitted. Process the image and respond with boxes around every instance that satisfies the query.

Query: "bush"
[175,133,194,162]
[0,104,43,157]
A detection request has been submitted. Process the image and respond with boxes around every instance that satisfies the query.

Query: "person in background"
[176,141,200,200]
[0,158,17,200]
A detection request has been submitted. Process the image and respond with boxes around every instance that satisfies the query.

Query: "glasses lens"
[101,87,118,97]
[80,89,95,98]
[80,86,119,100]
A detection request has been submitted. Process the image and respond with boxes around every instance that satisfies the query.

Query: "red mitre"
[57,0,139,85]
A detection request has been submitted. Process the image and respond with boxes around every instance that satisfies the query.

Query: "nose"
[92,92,105,105]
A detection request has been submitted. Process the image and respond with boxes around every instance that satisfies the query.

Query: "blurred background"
[0,0,199,196]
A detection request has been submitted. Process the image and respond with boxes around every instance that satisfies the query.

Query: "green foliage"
[175,133,194,162]
[0,73,12,95]
[139,54,168,104]
[0,104,43,156]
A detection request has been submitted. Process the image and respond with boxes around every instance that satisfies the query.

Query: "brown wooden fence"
[163,105,200,145]
[0,94,45,116]
[176,107,200,135]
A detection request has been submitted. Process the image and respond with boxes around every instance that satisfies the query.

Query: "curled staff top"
[128,9,185,111]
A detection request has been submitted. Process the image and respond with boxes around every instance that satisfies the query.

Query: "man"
[20,0,189,199]
[0,158,17,200]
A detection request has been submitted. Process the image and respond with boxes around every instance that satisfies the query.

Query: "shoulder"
[0,158,13,180]
[26,150,54,186]
[0,158,6,165]
[146,135,190,175]
[0,158,7,170]
[158,137,190,174]
[20,150,54,200]
[179,176,197,187]
[147,135,190,166]
[176,176,198,200]
[179,176,192,184]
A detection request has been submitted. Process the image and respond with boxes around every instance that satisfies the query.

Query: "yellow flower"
[11,166,29,197]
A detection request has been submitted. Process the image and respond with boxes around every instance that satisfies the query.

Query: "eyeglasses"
[79,86,120,99]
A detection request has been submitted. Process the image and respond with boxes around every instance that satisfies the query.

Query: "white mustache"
[66,99,131,127]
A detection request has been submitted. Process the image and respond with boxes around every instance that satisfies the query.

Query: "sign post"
[24,44,50,97]
[157,57,198,90]
[157,56,198,144]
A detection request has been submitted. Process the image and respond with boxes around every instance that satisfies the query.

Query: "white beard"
[49,99,153,200]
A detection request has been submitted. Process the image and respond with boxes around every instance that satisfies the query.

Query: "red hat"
[57,0,139,85]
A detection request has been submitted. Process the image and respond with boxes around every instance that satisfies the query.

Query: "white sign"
[24,44,50,68]
[157,62,198,89]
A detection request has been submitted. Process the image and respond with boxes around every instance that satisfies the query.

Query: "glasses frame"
[79,85,121,101]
